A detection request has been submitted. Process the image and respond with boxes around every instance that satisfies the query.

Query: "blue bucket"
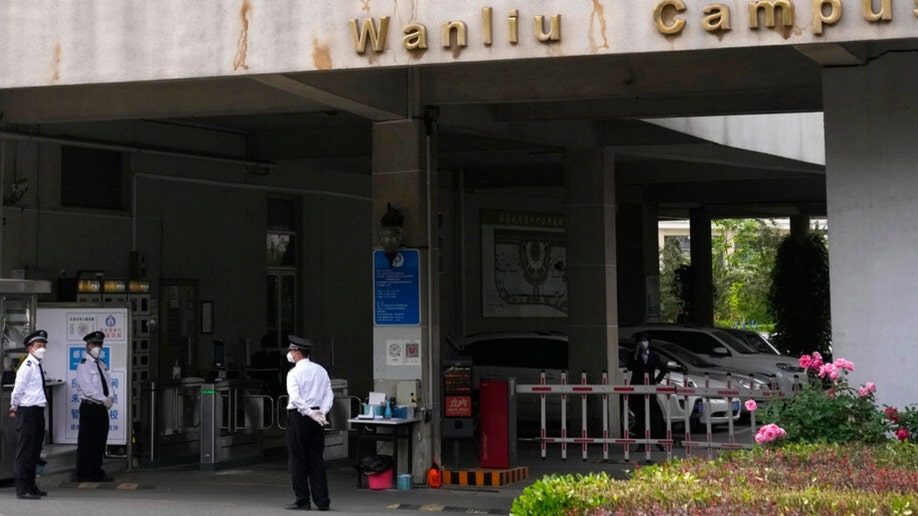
[397,474,412,490]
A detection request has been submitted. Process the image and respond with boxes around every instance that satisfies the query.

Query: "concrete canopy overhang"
[0,39,857,217]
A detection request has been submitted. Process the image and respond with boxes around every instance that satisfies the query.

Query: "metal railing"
[517,370,796,462]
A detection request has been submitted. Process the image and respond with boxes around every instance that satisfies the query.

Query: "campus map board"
[38,305,129,445]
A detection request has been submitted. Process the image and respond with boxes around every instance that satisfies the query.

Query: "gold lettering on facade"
[654,0,687,35]
[403,24,428,50]
[442,21,468,48]
[482,7,493,45]
[349,17,390,53]
[813,0,842,34]
[508,9,519,44]
[748,0,795,29]
[534,14,562,41]
[703,4,732,31]
[862,0,892,21]
[915,0,918,17]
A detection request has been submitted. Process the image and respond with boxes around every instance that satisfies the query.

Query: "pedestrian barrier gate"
[516,370,795,463]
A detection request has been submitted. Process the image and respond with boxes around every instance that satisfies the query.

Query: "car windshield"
[728,330,780,355]
[654,342,721,368]
[709,329,760,354]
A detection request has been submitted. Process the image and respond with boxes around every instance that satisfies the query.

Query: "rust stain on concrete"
[312,38,333,70]
[589,0,609,53]
[233,0,252,71]
[51,42,61,82]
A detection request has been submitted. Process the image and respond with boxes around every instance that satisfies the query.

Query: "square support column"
[824,52,918,410]
[372,118,439,476]
[565,147,620,432]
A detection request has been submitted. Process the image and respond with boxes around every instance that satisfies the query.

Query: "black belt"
[81,399,104,406]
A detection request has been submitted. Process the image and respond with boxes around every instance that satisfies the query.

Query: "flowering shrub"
[758,353,888,444]
[884,404,918,442]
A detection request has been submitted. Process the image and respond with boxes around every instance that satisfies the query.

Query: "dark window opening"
[61,146,123,210]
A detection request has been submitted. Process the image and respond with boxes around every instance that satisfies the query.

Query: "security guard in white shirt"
[285,335,333,511]
[8,329,50,499]
[75,331,114,482]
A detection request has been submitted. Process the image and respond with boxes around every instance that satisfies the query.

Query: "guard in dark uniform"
[285,336,334,511]
[75,331,114,482]
[8,329,50,499]
[628,333,669,451]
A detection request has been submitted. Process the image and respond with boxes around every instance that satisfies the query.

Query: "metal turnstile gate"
[200,379,263,470]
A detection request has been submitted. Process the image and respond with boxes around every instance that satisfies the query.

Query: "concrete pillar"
[789,215,810,240]
[371,118,440,477]
[616,202,660,325]
[824,53,918,410]
[565,147,620,432]
[689,209,713,326]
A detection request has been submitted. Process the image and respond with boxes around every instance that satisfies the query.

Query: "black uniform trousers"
[13,405,45,496]
[287,410,330,509]
[76,401,110,480]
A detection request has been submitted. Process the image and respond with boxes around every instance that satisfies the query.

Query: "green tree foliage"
[659,237,689,322]
[768,231,831,356]
[712,219,783,326]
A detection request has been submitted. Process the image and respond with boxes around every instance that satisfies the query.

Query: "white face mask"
[33,347,47,360]
[90,347,102,358]
[286,351,295,363]
[640,341,649,351]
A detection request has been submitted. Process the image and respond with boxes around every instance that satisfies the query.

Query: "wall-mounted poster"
[481,210,567,317]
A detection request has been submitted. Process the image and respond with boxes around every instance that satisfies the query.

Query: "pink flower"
[799,354,812,370]
[755,423,787,444]
[833,358,855,372]
[811,352,824,369]
[744,399,757,412]
[858,383,876,397]
[897,428,910,441]
[818,363,838,380]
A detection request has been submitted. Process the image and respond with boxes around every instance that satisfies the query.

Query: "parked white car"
[616,346,741,431]
[458,331,739,430]
[619,325,805,393]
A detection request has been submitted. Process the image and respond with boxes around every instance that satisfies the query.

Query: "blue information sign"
[374,249,421,326]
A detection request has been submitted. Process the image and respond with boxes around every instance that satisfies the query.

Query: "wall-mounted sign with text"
[373,249,421,326]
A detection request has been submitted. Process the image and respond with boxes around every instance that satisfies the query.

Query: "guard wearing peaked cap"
[75,330,114,482]
[83,331,105,345]
[9,329,50,499]
[288,335,313,353]
[24,330,48,347]
[284,335,333,511]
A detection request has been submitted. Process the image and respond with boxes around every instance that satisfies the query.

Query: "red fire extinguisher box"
[479,379,517,468]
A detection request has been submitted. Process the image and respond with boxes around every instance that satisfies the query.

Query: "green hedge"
[511,443,918,515]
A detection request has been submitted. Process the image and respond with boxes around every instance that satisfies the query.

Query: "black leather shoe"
[285,503,311,511]
[316,507,329,511]
[30,488,48,496]
[17,493,41,500]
